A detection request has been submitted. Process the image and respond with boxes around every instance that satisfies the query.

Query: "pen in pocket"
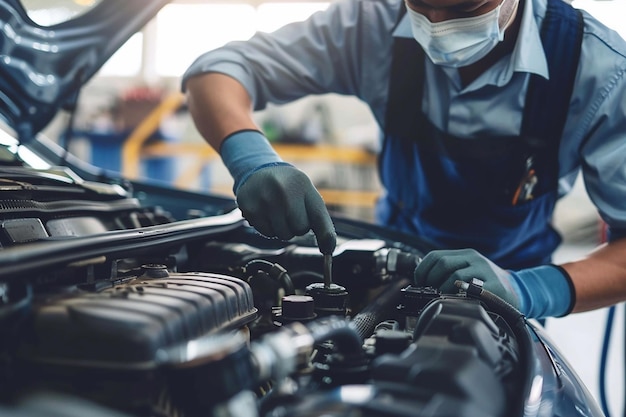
[511,156,538,206]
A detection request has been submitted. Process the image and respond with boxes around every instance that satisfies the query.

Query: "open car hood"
[0,0,170,141]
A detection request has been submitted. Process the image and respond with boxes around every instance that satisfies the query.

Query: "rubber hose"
[306,316,363,355]
[599,305,615,417]
[350,278,411,340]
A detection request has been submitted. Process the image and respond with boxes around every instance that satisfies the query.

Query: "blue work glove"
[220,130,337,255]
[413,248,575,319]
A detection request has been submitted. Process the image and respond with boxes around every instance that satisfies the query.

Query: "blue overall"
[377,0,584,270]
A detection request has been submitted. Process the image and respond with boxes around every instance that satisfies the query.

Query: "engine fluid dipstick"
[324,253,333,289]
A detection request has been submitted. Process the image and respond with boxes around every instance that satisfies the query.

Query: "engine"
[0,168,603,417]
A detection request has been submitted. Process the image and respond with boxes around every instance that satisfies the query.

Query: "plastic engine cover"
[18,271,258,369]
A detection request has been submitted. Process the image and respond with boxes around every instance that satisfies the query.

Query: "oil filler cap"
[281,295,317,322]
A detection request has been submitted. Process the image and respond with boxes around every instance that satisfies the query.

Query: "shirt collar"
[392,0,550,81]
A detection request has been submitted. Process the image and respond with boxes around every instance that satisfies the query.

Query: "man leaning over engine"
[182,0,626,320]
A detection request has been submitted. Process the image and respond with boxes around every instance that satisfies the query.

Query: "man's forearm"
[185,73,258,149]
[561,237,626,312]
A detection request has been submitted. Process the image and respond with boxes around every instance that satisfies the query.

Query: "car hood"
[0,0,170,142]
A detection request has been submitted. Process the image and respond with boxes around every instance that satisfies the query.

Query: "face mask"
[407,0,518,68]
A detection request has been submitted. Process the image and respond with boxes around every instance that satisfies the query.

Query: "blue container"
[85,130,175,184]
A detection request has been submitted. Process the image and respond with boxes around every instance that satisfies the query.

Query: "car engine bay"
[0,163,603,417]
[0,0,609,413]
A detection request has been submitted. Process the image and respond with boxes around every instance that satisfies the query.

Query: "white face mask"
[407,0,518,68]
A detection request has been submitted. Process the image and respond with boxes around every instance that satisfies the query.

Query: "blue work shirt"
[183,0,626,240]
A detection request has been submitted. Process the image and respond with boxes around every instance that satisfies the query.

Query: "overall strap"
[384,4,424,139]
[521,0,584,143]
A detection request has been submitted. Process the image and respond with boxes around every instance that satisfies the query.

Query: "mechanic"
[182,0,626,320]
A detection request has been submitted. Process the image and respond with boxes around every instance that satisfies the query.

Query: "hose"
[454,280,525,323]
[244,259,295,295]
[305,317,364,355]
[598,305,615,417]
[350,278,411,340]
[251,316,365,383]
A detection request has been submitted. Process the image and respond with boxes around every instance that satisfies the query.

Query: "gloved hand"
[414,248,521,308]
[413,248,576,319]
[220,130,337,254]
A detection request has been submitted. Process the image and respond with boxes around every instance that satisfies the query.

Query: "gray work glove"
[413,248,577,319]
[237,164,337,255]
[414,248,521,309]
[220,130,337,255]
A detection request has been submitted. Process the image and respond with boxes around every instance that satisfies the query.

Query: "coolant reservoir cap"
[282,295,316,321]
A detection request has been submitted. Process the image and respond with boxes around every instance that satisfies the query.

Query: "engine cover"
[18,270,257,369]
